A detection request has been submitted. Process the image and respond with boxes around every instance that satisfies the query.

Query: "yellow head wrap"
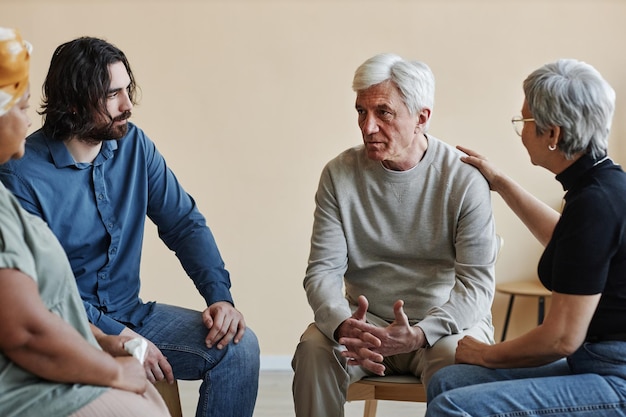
[0,27,31,116]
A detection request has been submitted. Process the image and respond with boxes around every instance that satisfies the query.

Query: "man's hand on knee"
[202,302,246,350]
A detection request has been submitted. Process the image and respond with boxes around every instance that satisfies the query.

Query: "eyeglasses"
[511,116,535,137]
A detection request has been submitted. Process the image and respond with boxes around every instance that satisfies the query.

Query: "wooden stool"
[496,279,551,341]
[347,375,425,417]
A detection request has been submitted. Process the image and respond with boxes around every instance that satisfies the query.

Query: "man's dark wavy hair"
[39,37,138,141]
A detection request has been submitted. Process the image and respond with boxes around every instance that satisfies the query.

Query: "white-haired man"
[291,53,497,417]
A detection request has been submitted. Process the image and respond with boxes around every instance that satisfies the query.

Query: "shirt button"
[98,194,104,200]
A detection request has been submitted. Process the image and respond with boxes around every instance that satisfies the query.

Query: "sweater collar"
[555,153,610,191]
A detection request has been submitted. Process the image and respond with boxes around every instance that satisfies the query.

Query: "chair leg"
[363,399,378,417]
[501,295,515,341]
[154,379,183,417]
[538,296,546,324]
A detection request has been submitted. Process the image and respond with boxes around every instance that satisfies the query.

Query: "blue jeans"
[132,303,260,417]
[426,341,626,416]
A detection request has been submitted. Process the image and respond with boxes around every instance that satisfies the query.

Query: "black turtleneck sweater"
[538,154,626,339]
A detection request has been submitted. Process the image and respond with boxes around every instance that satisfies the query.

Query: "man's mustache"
[112,111,132,122]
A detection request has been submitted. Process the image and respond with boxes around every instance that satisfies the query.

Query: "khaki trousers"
[291,316,493,417]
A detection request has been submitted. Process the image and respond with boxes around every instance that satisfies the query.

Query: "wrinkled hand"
[456,145,502,191]
[120,327,174,384]
[111,356,150,394]
[347,299,425,356]
[334,295,370,341]
[202,301,246,350]
[340,299,426,375]
[336,296,384,375]
[455,335,490,366]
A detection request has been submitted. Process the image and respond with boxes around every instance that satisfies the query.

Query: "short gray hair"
[523,59,615,159]
[352,53,435,128]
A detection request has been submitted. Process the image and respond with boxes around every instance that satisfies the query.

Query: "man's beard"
[82,111,132,144]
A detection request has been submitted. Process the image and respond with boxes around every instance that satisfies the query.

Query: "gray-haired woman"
[427,58,626,416]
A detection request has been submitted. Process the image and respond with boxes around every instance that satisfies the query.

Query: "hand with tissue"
[87,325,152,393]
[123,338,148,364]
[121,327,175,384]
[93,324,173,384]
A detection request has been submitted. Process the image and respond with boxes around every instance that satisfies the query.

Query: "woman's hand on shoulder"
[457,145,504,192]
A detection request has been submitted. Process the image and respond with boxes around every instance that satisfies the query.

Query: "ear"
[548,125,561,148]
[415,108,431,132]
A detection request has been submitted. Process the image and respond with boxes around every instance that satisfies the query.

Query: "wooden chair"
[347,375,425,417]
[346,235,504,417]
[155,379,184,417]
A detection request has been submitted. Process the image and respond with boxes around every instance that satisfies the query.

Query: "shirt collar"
[46,136,118,168]
[555,153,609,191]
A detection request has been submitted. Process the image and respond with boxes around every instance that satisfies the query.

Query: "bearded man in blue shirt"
[0,36,260,417]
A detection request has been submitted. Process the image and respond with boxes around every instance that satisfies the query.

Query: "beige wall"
[3,0,625,366]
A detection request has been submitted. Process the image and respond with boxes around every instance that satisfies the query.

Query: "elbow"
[0,323,31,349]
[0,327,34,357]
[554,335,584,357]
[0,317,50,355]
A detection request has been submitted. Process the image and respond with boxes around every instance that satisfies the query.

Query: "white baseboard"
[260,355,292,371]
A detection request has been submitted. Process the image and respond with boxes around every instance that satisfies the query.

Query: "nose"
[360,113,379,135]
[119,89,133,112]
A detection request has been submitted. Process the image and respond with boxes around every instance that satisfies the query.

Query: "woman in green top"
[0,27,170,417]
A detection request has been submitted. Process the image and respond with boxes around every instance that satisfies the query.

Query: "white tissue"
[123,337,148,364]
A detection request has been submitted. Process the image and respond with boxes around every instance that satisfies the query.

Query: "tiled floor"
[178,371,426,417]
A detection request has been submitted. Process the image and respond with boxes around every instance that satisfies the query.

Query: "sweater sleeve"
[303,164,353,341]
[417,171,497,346]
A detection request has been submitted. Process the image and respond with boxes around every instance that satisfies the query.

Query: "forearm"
[0,270,123,388]
[148,158,234,306]
[467,293,598,368]
[7,311,123,387]
[305,178,352,340]
[171,231,234,306]
[491,174,560,247]
[420,221,497,344]
[477,326,568,368]
[306,275,352,341]
[419,272,494,345]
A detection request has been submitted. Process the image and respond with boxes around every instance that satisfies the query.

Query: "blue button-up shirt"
[0,123,233,334]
